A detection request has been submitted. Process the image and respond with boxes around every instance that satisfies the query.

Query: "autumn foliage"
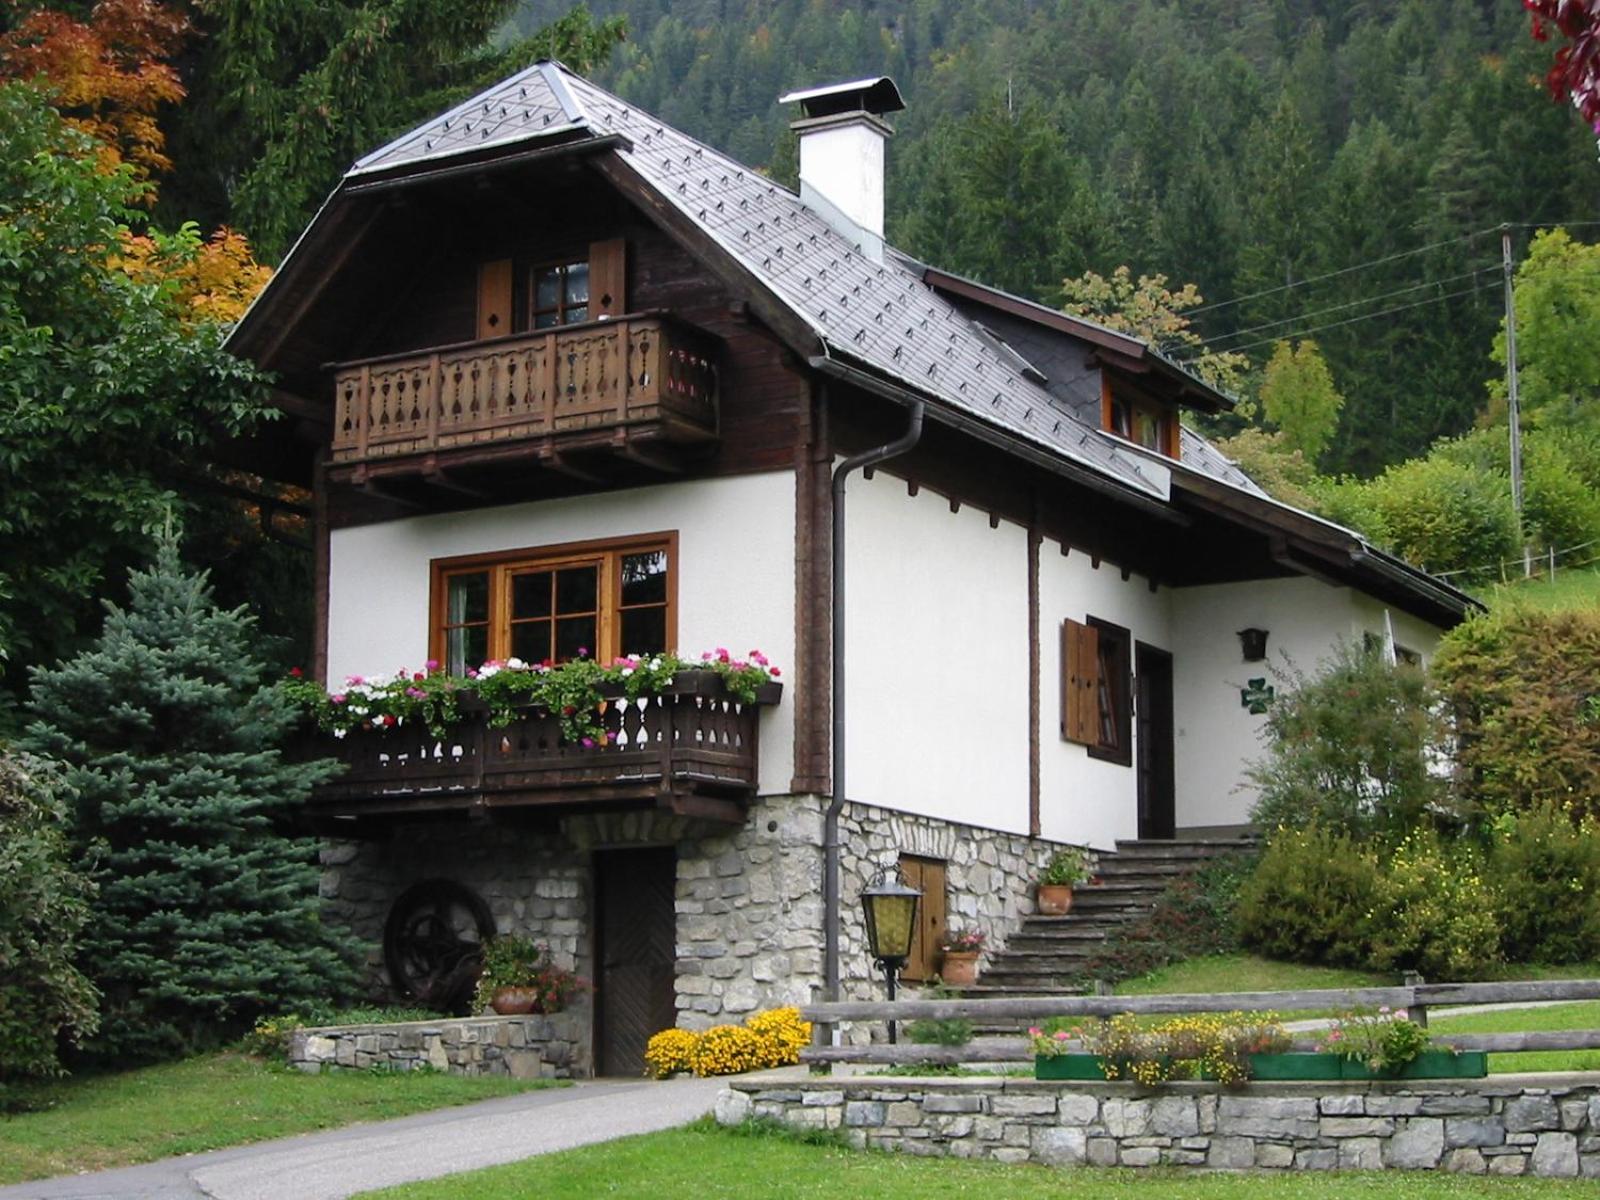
[1526,0,1600,133]
[0,0,189,183]
[113,225,274,325]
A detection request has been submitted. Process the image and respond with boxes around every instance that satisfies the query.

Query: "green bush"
[1078,852,1254,986]
[1487,804,1600,964]
[1247,642,1452,839]
[1524,441,1600,557]
[1365,455,1519,579]
[1434,608,1600,820]
[1366,829,1500,980]
[0,753,98,1107]
[1234,827,1379,968]
[1310,475,1389,543]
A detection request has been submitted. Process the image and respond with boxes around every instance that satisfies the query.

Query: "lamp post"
[860,865,921,1044]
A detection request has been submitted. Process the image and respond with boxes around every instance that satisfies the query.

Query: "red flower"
[414,672,426,682]
[770,667,781,677]
[382,715,397,727]
[288,667,303,678]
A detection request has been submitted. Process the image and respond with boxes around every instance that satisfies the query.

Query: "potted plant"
[1318,1006,1486,1080]
[938,928,986,987]
[1037,847,1094,915]
[473,935,545,1014]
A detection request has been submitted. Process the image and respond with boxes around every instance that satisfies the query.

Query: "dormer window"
[475,238,625,342]
[1102,377,1179,459]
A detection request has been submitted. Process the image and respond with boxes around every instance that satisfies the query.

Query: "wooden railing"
[310,673,779,819]
[330,312,719,463]
[799,978,1600,1067]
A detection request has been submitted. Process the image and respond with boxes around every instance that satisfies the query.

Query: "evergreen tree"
[25,533,355,1060]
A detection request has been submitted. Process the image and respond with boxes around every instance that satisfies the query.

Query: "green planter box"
[1246,1052,1346,1081]
[1339,1050,1489,1080]
[1035,1054,1108,1080]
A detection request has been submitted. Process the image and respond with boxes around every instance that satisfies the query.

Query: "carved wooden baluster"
[425,353,441,449]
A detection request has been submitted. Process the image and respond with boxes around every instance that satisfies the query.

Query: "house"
[228,64,1477,1076]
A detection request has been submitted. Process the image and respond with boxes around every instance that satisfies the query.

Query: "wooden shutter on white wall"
[1062,618,1100,746]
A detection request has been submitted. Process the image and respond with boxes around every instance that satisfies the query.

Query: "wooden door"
[594,847,677,1076]
[898,856,947,983]
[1135,643,1176,840]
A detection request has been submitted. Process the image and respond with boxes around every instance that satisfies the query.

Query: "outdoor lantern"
[1237,627,1269,663]
[860,864,921,1043]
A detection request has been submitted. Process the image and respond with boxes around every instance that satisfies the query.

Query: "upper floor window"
[1102,378,1179,459]
[528,260,590,329]
[431,533,675,674]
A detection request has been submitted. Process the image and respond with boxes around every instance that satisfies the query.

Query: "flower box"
[1244,1052,1345,1081]
[1035,1053,1110,1080]
[1339,1049,1488,1080]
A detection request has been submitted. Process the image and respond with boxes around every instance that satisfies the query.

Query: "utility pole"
[1502,225,1527,575]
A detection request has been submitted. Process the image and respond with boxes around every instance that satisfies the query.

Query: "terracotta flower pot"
[1037,883,1074,915]
[940,950,980,988]
[490,985,538,1015]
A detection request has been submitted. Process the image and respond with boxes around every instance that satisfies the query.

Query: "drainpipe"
[822,380,924,1005]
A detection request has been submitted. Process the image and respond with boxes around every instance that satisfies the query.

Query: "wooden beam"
[663,794,746,824]
[421,460,487,499]
[537,442,605,483]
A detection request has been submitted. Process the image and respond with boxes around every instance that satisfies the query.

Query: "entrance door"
[1135,644,1175,839]
[594,846,677,1076]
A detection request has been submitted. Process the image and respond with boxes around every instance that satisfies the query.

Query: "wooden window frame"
[1100,375,1180,460]
[522,256,591,331]
[428,531,678,671]
[1062,615,1133,766]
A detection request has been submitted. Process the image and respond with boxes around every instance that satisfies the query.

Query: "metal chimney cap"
[779,77,905,120]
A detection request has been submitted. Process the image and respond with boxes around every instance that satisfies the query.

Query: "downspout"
[822,377,925,1004]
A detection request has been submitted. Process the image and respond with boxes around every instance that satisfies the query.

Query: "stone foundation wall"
[720,1076,1600,1177]
[672,794,1073,1034]
[288,1013,583,1079]
[319,826,590,998]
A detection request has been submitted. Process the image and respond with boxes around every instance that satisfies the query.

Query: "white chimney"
[779,77,905,262]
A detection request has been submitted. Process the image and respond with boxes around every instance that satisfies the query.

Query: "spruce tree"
[25,532,355,1060]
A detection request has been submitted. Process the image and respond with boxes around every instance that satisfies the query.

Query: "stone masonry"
[288,1013,583,1079]
[721,1075,1600,1177]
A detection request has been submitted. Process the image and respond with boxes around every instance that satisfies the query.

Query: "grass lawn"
[357,1119,1598,1200]
[1113,954,1393,997]
[1431,1000,1600,1075]
[1486,565,1600,613]
[0,1052,562,1185]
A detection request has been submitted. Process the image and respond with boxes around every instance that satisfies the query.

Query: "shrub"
[1367,829,1500,980]
[1434,608,1600,821]
[1079,853,1253,985]
[1234,826,1379,967]
[1487,804,1600,964]
[645,1006,812,1078]
[0,753,98,1106]
[1247,643,1452,839]
[1364,455,1519,579]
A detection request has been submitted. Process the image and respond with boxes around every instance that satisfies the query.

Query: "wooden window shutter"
[588,238,626,319]
[1062,618,1101,745]
[898,856,947,982]
[476,259,513,340]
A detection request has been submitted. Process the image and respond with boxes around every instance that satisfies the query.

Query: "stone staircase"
[967,836,1256,1003]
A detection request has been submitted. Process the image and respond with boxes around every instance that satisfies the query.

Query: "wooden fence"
[799,978,1600,1067]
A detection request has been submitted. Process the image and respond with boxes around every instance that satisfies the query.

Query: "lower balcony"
[305,672,779,830]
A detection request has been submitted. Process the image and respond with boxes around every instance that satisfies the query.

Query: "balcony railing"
[330,313,719,464]
[307,673,779,825]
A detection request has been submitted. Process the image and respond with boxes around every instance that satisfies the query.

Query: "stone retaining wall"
[719,1075,1600,1177]
[288,1012,585,1079]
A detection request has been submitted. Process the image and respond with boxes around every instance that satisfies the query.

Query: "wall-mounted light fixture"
[1237,627,1269,663]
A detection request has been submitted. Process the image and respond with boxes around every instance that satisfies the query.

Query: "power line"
[1191,263,1503,351]
[1183,225,1504,317]
[1179,278,1501,360]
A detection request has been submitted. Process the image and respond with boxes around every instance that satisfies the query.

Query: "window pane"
[447,624,488,676]
[511,620,551,664]
[534,310,558,330]
[535,268,561,309]
[567,305,588,324]
[1134,409,1160,449]
[511,571,553,619]
[555,616,596,661]
[448,572,489,624]
[555,566,597,614]
[620,607,667,657]
[565,262,589,305]
[621,551,668,605]
[1111,398,1132,438]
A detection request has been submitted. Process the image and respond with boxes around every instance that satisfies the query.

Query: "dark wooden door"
[595,847,677,1076]
[1135,644,1176,840]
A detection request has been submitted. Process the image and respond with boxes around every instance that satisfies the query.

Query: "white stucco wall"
[326,472,797,794]
[842,471,1031,833]
[1169,577,1447,830]
[1037,544,1172,850]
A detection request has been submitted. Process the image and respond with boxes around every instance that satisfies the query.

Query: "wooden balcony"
[306,673,779,829]
[329,313,719,470]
